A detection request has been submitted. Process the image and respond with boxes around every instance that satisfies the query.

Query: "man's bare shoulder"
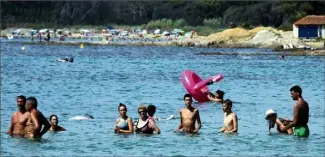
[12,112,18,116]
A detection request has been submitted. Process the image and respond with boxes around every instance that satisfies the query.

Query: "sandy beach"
[2,27,324,56]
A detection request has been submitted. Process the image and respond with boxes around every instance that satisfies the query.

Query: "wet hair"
[184,93,192,101]
[137,104,147,112]
[216,90,225,99]
[118,103,127,112]
[147,105,156,116]
[223,99,232,107]
[49,115,58,123]
[26,96,38,108]
[290,85,302,95]
[16,95,26,102]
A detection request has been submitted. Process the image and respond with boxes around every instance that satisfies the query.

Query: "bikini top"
[116,117,129,130]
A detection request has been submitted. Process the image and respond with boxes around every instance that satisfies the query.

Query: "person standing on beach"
[7,95,28,137]
[219,99,238,134]
[23,97,50,138]
[175,94,202,134]
[280,86,309,137]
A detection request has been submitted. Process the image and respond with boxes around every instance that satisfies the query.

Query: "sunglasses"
[138,110,146,114]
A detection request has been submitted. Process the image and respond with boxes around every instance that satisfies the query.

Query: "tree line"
[1,1,325,30]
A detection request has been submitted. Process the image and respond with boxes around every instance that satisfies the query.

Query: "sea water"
[1,41,324,156]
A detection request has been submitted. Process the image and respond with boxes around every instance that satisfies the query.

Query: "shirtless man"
[7,95,28,137]
[219,99,238,134]
[49,115,66,132]
[280,86,309,137]
[175,94,202,134]
[23,97,50,138]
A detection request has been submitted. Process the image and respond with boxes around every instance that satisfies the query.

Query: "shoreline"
[4,39,324,56]
[2,26,324,56]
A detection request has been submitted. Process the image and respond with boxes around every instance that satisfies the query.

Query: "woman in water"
[134,104,160,134]
[114,103,133,134]
[49,115,66,132]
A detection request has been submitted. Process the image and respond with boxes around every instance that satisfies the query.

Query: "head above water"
[16,95,26,111]
[183,93,193,107]
[118,103,127,117]
[290,85,302,100]
[215,90,225,99]
[50,114,59,125]
[137,104,147,118]
[222,99,232,112]
[265,109,277,121]
[147,104,156,117]
[26,96,38,111]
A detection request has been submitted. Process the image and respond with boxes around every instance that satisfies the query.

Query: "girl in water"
[114,103,133,134]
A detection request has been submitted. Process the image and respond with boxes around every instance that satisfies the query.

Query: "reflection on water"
[1,42,324,156]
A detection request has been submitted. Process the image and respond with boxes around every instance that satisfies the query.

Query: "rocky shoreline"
[2,26,324,56]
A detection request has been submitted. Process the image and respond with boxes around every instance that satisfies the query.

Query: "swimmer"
[114,103,133,134]
[207,90,225,103]
[265,109,292,134]
[56,57,73,62]
[147,104,175,121]
[49,115,66,132]
[134,104,160,134]
[70,114,94,120]
[175,94,202,134]
[280,86,309,137]
[7,95,28,137]
[219,99,238,134]
[23,97,51,138]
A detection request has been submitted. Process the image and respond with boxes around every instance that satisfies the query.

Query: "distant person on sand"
[175,94,202,134]
[38,32,42,42]
[114,103,133,134]
[49,115,66,132]
[219,99,238,134]
[45,30,50,42]
[22,97,50,139]
[207,90,225,103]
[265,109,292,134]
[280,86,309,137]
[134,104,160,134]
[7,95,28,137]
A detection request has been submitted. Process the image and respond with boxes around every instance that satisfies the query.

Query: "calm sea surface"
[1,40,324,156]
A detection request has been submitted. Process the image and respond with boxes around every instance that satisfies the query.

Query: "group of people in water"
[7,96,65,139]
[6,85,309,139]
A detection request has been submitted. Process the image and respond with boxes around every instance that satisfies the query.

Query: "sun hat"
[265,109,277,119]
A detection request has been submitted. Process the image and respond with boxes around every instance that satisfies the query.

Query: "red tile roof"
[294,15,325,25]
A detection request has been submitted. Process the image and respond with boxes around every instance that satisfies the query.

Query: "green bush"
[203,18,224,28]
[278,22,293,31]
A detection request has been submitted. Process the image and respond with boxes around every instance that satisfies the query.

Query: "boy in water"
[175,94,202,134]
[220,99,238,134]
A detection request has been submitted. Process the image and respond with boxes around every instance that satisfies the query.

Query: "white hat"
[265,109,277,119]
